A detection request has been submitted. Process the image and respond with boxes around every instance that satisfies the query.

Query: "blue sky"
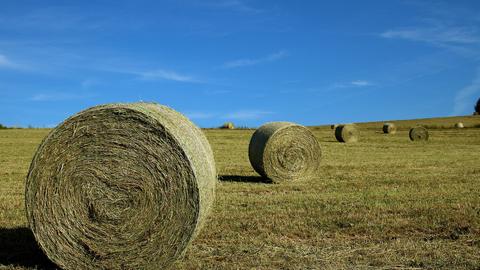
[1,0,480,128]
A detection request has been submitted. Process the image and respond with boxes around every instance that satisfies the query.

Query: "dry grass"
[1,115,480,269]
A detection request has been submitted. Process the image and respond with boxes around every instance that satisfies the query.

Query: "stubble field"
[1,115,479,269]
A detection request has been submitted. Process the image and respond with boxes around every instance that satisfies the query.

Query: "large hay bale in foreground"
[409,126,429,141]
[383,123,397,134]
[248,122,321,182]
[25,102,216,270]
[455,122,465,128]
[335,124,359,143]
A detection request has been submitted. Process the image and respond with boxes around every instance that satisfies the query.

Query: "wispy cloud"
[381,26,480,45]
[98,66,202,83]
[81,78,99,89]
[137,69,198,82]
[0,54,20,69]
[223,50,287,69]
[0,6,107,32]
[223,110,273,120]
[452,68,480,115]
[380,21,480,59]
[351,80,372,87]
[198,0,262,14]
[332,80,374,89]
[30,92,94,102]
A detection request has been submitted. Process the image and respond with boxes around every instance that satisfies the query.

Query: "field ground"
[1,115,479,269]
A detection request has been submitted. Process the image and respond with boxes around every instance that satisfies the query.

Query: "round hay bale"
[409,126,429,141]
[455,122,464,128]
[248,122,321,182]
[221,122,235,129]
[334,124,359,143]
[474,111,479,116]
[383,123,397,134]
[25,102,216,270]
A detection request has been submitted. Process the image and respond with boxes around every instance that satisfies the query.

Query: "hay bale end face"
[455,122,465,128]
[220,122,235,129]
[409,126,429,141]
[25,102,216,270]
[248,122,321,183]
[335,124,359,143]
[383,123,397,134]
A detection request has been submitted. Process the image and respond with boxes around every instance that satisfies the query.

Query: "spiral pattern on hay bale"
[25,102,216,270]
[334,124,359,143]
[248,122,321,183]
[409,126,429,141]
[454,122,464,128]
[383,123,397,134]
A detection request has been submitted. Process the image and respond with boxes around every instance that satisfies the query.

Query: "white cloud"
[223,110,272,120]
[381,26,480,45]
[0,54,19,69]
[81,78,99,89]
[351,80,372,86]
[452,68,480,115]
[31,92,93,102]
[91,64,203,84]
[198,0,262,14]
[137,69,197,82]
[380,23,480,60]
[332,80,374,89]
[223,50,287,69]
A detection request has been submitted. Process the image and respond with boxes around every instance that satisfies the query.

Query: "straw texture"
[335,124,359,143]
[25,102,216,270]
[221,122,235,129]
[248,122,321,183]
[409,126,429,141]
[383,123,397,134]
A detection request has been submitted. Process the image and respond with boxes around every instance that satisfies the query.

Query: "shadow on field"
[0,227,56,269]
[219,175,272,184]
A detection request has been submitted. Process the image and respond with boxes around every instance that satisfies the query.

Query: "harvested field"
[1,115,479,269]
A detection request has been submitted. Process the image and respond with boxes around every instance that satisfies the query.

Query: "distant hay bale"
[25,102,217,270]
[220,122,235,129]
[455,122,465,128]
[330,124,339,130]
[474,111,479,116]
[383,123,397,134]
[409,126,429,141]
[248,122,321,182]
[335,124,359,143]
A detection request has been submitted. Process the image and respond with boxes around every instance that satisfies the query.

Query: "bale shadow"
[219,175,272,184]
[0,227,56,269]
